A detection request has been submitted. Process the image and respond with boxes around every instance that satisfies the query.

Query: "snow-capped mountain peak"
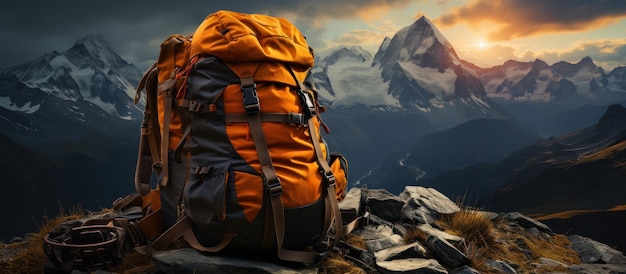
[373,15,460,70]
[477,56,623,103]
[312,15,507,129]
[66,34,130,71]
[322,46,373,65]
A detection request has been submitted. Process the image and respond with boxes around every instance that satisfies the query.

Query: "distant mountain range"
[314,16,626,181]
[413,103,626,208]
[1,16,626,244]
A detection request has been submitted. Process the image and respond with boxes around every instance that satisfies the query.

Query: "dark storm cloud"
[434,0,626,41]
[0,0,413,71]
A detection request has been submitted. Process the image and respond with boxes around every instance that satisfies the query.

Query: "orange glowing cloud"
[433,0,626,41]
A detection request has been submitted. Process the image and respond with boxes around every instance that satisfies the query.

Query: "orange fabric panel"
[232,171,264,222]
[157,34,191,84]
[190,10,313,67]
[142,189,162,212]
[226,122,324,208]
[330,159,347,202]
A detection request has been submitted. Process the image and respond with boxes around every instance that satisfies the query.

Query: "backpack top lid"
[190,10,314,68]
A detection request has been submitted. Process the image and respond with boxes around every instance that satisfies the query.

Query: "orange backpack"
[133,10,350,263]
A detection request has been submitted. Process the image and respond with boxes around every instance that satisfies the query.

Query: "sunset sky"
[1,0,626,72]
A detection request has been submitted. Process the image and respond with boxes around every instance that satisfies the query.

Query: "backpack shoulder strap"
[134,64,161,195]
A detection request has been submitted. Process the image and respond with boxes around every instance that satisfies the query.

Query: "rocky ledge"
[10,185,622,273]
[147,186,626,274]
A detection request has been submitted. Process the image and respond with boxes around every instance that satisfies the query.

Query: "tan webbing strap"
[225,113,307,125]
[134,63,157,105]
[151,215,233,252]
[342,216,362,236]
[138,208,164,241]
[135,67,162,195]
[159,76,175,187]
[182,226,235,253]
[145,68,162,169]
[307,117,344,245]
[135,133,152,196]
[260,205,275,252]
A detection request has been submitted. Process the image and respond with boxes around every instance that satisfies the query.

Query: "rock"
[568,263,626,273]
[485,259,517,273]
[399,186,460,215]
[402,204,432,224]
[417,223,463,243]
[339,187,362,224]
[152,248,318,273]
[425,235,470,268]
[374,242,428,262]
[364,188,406,222]
[376,258,447,274]
[71,270,117,274]
[365,234,404,253]
[532,257,568,269]
[400,186,460,224]
[569,235,626,264]
[357,224,394,241]
[450,265,482,274]
[392,223,408,237]
[503,212,553,234]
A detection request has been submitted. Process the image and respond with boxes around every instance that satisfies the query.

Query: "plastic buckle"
[152,162,163,170]
[266,178,283,197]
[241,83,260,114]
[322,170,336,186]
[288,113,306,126]
[189,100,206,113]
[194,166,213,176]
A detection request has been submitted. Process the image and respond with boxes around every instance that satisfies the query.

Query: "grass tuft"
[1,205,86,273]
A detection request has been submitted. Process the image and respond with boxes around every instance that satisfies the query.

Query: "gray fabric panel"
[159,150,189,229]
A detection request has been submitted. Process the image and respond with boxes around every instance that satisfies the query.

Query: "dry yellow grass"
[576,140,626,164]
[1,206,87,273]
[0,206,157,274]
[399,207,583,273]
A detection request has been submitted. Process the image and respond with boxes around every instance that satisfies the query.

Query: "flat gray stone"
[152,248,317,273]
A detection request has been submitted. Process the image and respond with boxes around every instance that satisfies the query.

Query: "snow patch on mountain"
[314,46,399,108]
[529,68,555,101]
[483,65,532,100]
[567,66,599,95]
[320,59,398,107]
[0,97,41,114]
[398,61,456,102]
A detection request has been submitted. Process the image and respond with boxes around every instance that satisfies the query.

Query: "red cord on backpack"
[176,55,200,100]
